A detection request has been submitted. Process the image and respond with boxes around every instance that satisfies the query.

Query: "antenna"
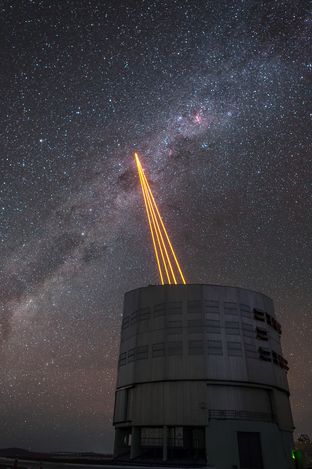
[135,152,186,285]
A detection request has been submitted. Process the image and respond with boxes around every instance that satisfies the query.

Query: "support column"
[130,426,140,460]
[113,428,123,458]
[205,425,209,464]
[162,425,168,461]
[114,428,131,459]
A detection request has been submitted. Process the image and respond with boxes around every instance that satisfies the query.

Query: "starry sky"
[0,0,311,453]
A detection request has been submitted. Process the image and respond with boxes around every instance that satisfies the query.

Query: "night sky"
[1,0,311,453]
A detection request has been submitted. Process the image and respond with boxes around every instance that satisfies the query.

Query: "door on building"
[237,432,264,468]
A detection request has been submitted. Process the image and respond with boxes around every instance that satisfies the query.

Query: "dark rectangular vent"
[274,320,282,334]
[254,308,266,321]
[279,355,288,370]
[272,351,289,371]
[256,327,268,341]
[269,315,282,334]
[258,347,271,362]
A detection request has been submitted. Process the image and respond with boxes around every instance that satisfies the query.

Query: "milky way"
[1,0,311,452]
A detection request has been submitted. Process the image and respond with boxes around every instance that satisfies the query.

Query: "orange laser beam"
[135,152,186,285]
[139,163,177,284]
[137,160,172,284]
[140,164,186,284]
[138,169,164,285]
[136,156,164,284]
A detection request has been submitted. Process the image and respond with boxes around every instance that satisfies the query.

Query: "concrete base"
[114,421,294,469]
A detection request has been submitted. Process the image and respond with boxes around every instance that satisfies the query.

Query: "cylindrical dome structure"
[113,284,294,468]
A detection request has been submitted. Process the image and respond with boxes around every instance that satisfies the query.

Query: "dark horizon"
[0,0,311,453]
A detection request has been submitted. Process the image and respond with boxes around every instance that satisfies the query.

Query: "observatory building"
[113,284,294,468]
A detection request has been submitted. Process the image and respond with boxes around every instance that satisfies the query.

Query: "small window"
[265,313,282,334]
[253,308,266,321]
[272,318,282,334]
[258,347,271,362]
[256,327,268,341]
[279,355,289,371]
[276,322,282,334]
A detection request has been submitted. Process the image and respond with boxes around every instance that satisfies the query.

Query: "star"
[0,0,310,453]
